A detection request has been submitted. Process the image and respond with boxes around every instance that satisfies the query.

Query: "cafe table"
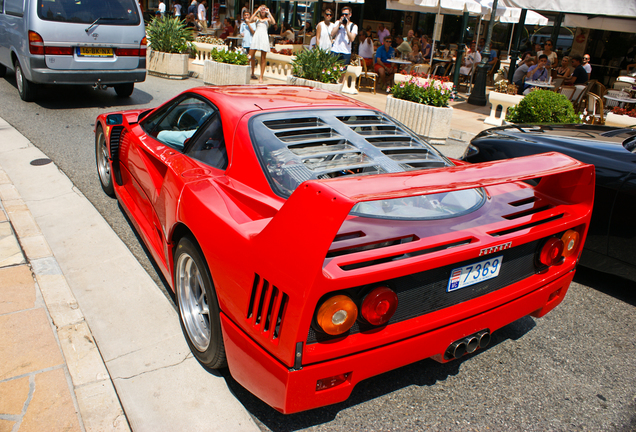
[603,94,636,108]
[225,36,243,49]
[525,80,555,89]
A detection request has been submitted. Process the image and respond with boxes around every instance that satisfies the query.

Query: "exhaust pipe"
[445,329,491,360]
[92,81,108,91]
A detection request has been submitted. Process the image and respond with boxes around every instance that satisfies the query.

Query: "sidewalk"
[0,118,259,432]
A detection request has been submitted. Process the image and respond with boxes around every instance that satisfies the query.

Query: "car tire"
[174,235,227,370]
[15,61,37,102]
[0,63,6,78]
[114,83,134,97]
[95,125,115,197]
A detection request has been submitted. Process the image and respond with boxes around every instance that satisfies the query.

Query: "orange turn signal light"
[561,229,580,258]
[316,295,358,335]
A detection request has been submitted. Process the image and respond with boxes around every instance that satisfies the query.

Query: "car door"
[607,167,636,270]
[126,95,217,265]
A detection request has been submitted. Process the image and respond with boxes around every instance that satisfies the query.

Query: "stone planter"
[147,50,189,80]
[286,75,343,93]
[484,91,524,126]
[203,59,250,85]
[605,112,636,128]
[385,95,452,145]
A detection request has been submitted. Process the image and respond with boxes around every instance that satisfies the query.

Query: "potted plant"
[506,89,580,124]
[146,16,196,80]
[203,48,251,85]
[386,74,454,144]
[287,48,346,93]
[605,107,636,128]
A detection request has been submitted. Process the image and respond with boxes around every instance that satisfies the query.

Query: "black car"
[463,124,636,282]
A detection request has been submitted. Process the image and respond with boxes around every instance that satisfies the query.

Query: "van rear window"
[38,0,141,25]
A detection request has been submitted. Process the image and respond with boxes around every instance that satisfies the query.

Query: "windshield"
[37,0,141,25]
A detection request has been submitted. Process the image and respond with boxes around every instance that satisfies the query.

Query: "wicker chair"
[357,59,378,94]
[581,93,605,125]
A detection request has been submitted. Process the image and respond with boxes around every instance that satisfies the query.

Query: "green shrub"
[146,16,196,54]
[506,89,580,124]
[209,48,249,65]
[291,48,346,84]
[390,76,454,107]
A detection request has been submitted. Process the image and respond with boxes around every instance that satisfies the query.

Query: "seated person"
[185,13,202,31]
[555,56,572,79]
[523,54,549,94]
[281,22,295,43]
[395,35,412,58]
[157,129,196,150]
[357,31,375,67]
[512,56,535,91]
[220,18,234,39]
[565,55,588,85]
[459,40,481,75]
[374,37,396,89]
[408,42,424,64]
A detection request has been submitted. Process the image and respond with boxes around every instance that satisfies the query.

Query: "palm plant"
[146,16,196,54]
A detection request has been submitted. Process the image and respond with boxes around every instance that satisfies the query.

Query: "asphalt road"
[1,73,635,431]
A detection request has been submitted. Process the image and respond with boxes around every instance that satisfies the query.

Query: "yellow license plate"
[78,47,114,57]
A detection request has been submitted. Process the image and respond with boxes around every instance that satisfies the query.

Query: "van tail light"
[561,230,580,258]
[538,237,564,267]
[44,46,73,55]
[140,36,147,56]
[316,295,357,335]
[116,48,140,56]
[28,31,44,55]
[361,287,398,326]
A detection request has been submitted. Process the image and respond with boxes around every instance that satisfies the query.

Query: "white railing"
[192,42,228,65]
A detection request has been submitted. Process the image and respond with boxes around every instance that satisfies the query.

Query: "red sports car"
[94,85,595,414]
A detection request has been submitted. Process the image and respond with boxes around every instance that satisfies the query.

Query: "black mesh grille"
[109,126,124,161]
[307,238,545,344]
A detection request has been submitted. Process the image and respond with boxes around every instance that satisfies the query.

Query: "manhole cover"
[30,158,52,166]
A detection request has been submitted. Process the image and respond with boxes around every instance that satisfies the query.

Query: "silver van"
[0,0,146,101]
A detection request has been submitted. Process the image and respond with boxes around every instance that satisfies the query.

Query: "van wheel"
[15,61,37,102]
[114,83,134,97]
[0,64,6,78]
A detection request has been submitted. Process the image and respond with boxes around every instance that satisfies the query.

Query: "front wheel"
[15,61,37,102]
[95,125,115,196]
[174,236,226,370]
[0,63,6,78]
[114,83,134,97]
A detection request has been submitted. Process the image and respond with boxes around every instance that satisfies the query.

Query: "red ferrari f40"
[95,86,594,413]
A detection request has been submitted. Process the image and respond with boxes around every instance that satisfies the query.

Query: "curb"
[0,166,131,432]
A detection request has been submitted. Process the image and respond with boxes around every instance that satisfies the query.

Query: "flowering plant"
[610,106,636,118]
[291,48,346,84]
[390,75,454,107]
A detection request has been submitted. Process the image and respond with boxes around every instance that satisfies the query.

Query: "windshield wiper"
[85,17,101,33]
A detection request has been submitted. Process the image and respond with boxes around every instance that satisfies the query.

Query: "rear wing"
[252,152,595,289]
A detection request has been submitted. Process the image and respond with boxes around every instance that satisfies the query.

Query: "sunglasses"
[325,13,331,16]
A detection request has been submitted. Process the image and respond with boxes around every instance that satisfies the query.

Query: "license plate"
[77,47,114,57]
[447,256,503,292]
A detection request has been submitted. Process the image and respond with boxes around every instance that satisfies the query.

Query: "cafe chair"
[581,93,605,125]
[573,80,597,112]
[559,85,576,101]
[551,77,565,93]
[613,81,632,91]
[358,59,378,94]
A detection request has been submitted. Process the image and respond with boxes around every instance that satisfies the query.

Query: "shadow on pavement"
[223,316,536,432]
[2,75,154,109]
[573,266,636,307]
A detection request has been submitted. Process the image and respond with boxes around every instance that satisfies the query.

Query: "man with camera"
[330,6,357,65]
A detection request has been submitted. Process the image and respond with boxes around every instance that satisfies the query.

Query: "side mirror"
[106,114,123,125]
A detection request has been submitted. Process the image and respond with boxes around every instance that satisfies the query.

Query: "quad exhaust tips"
[445,330,491,360]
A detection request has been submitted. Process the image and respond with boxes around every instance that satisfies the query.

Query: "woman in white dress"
[315,9,334,51]
[249,5,275,83]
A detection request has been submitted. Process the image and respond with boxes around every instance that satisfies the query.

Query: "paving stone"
[0,419,15,432]
[0,222,25,268]
[2,198,28,213]
[19,368,81,432]
[35,273,83,329]
[7,211,41,238]
[75,380,130,432]
[0,265,35,315]
[0,169,10,185]
[0,308,64,380]
[0,184,19,201]
[58,322,109,387]
[0,376,30,415]
[19,235,52,261]
[0,208,6,222]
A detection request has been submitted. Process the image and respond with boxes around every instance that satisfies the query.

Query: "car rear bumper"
[28,57,146,84]
[220,269,574,414]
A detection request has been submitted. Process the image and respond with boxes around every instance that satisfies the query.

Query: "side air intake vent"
[109,126,124,161]
[247,274,288,342]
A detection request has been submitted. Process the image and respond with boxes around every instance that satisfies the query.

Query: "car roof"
[188,85,370,116]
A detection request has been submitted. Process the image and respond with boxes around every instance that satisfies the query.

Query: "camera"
[341,15,348,24]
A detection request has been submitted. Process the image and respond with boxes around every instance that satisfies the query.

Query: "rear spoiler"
[251,152,595,288]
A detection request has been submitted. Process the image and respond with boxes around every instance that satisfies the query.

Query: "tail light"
[561,230,580,258]
[316,372,351,391]
[316,295,357,335]
[538,237,564,267]
[44,46,73,55]
[28,31,44,55]
[140,36,147,56]
[360,286,398,326]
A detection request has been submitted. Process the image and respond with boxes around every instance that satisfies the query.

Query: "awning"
[498,0,636,19]
[392,0,482,15]
[563,13,636,33]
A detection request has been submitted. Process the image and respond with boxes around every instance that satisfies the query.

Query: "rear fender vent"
[247,274,288,342]
[489,214,564,237]
[328,235,419,258]
[503,205,553,220]
[509,197,537,207]
[337,238,474,271]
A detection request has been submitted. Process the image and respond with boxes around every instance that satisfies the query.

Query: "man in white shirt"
[173,1,182,18]
[377,23,390,45]
[459,40,481,75]
[157,0,166,16]
[198,0,207,30]
[330,6,357,65]
[582,54,592,80]
[240,10,254,54]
